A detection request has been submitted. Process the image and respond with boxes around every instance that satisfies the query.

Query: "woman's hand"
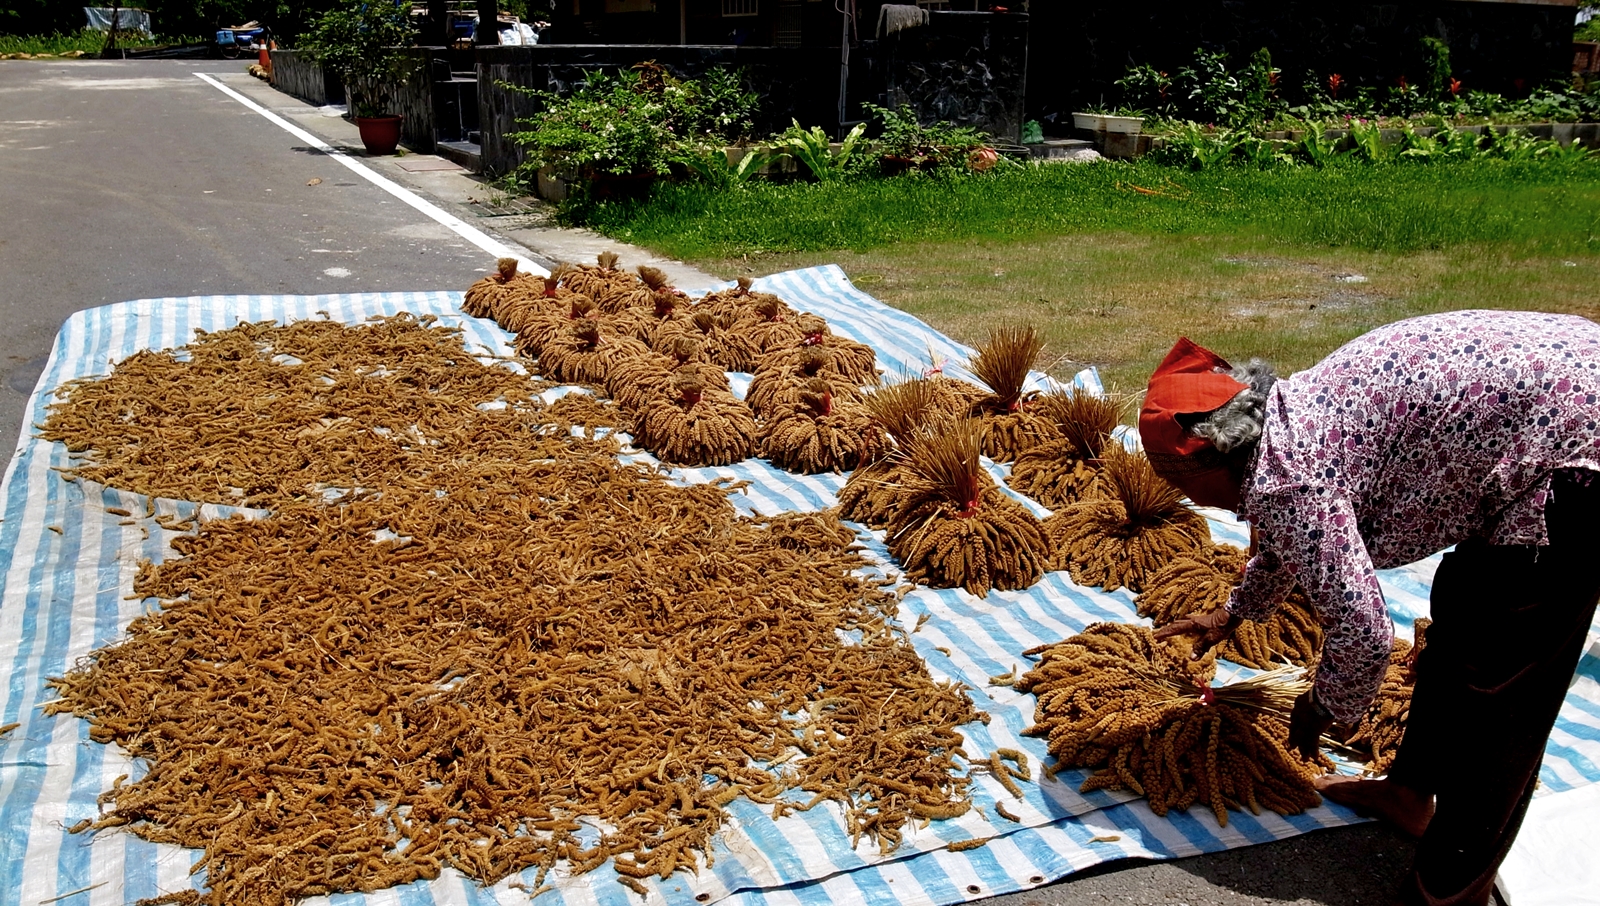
[1152,607,1242,660]
[1288,688,1335,760]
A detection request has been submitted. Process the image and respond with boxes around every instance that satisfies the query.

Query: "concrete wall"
[855,11,1030,144]
[269,50,341,106]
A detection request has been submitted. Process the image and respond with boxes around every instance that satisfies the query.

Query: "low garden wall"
[268,50,341,107]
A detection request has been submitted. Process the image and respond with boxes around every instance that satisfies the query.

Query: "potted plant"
[301,0,419,155]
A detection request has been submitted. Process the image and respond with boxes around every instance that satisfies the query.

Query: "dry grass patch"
[702,235,1596,394]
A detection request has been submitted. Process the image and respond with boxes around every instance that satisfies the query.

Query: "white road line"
[193,72,548,278]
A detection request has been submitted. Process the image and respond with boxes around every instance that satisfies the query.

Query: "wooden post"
[476,0,501,44]
[100,0,122,58]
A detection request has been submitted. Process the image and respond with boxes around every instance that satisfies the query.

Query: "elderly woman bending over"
[1144,311,1600,906]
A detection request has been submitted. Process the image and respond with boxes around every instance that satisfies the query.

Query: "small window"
[722,0,758,16]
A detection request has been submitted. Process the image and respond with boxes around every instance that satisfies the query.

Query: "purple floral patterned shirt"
[1225,311,1600,724]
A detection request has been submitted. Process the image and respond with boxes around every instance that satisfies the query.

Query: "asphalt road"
[0,59,497,455]
[0,59,1423,906]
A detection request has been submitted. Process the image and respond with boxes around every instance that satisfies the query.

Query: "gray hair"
[1187,359,1276,453]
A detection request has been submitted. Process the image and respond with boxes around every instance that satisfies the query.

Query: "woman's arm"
[1246,487,1394,726]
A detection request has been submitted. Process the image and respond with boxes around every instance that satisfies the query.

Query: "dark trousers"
[1386,472,1600,906]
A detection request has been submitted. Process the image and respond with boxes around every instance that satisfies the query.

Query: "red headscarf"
[1139,338,1248,507]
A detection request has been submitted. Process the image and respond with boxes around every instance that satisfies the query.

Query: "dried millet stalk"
[1135,544,1325,669]
[1007,385,1129,510]
[838,377,963,528]
[758,379,887,474]
[632,373,758,466]
[1017,623,1325,827]
[538,322,649,387]
[746,347,864,420]
[885,420,1048,598]
[966,326,1060,463]
[40,315,984,906]
[462,257,532,318]
[1043,445,1209,593]
[1328,618,1430,775]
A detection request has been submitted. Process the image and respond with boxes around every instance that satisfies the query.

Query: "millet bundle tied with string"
[461,256,534,319]
[838,377,957,528]
[632,372,758,466]
[965,326,1061,463]
[745,347,865,421]
[758,378,887,474]
[1043,444,1210,592]
[1007,385,1128,510]
[1018,623,1326,826]
[884,419,1048,597]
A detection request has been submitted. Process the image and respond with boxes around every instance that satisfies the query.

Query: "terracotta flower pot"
[355,115,403,155]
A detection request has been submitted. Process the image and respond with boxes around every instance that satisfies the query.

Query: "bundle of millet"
[759,378,888,474]
[596,264,678,314]
[632,373,758,466]
[837,377,957,528]
[1135,543,1325,669]
[557,251,629,299]
[1043,445,1209,592]
[1018,623,1325,826]
[1329,618,1430,775]
[605,338,729,412]
[610,288,689,344]
[513,295,601,361]
[538,321,649,387]
[745,347,865,420]
[1007,385,1128,510]
[462,257,535,318]
[884,419,1048,597]
[736,298,817,355]
[695,277,799,331]
[493,274,570,335]
[756,323,878,386]
[965,326,1061,463]
[652,310,761,373]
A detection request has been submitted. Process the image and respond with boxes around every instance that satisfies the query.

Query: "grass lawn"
[0,29,189,55]
[576,159,1600,393]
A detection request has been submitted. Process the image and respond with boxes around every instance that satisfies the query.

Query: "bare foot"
[1314,775,1435,838]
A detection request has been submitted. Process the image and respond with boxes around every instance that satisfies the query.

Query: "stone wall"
[268,50,341,106]
[1028,0,1578,129]
[476,44,838,177]
[855,11,1030,144]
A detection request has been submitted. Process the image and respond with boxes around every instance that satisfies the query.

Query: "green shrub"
[507,66,758,179]
[863,103,992,175]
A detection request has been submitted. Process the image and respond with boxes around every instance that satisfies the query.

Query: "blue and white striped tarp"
[2,265,1596,906]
